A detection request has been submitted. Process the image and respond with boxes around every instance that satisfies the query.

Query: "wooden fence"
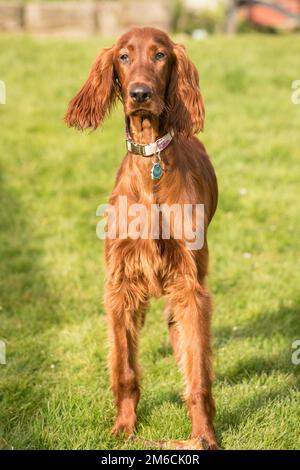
[0,1,171,36]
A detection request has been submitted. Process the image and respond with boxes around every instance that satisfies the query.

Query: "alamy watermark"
[0,80,6,105]
[291,80,300,105]
[96,196,204,250]
[291,339,300,365]
[0,340,6,365]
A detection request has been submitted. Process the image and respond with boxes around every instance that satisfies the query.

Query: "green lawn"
[0,34,300,450]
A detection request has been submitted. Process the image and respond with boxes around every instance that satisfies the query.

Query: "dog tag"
[151,162,163,180]
[151,152,163,180]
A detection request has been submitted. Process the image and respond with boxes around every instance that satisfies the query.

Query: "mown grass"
[0,34,300,450]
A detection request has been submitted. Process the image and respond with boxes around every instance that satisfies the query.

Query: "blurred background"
[1,0,300,452]
[1,0,300,37]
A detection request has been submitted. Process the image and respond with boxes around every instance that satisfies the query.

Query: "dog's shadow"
[136,302,300,447]
[215,302,300,444]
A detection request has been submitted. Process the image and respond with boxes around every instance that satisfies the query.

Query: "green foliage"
[0,34,300,450]
[171,1,226,34]
[237,20,278,34]
[170,0,185,33]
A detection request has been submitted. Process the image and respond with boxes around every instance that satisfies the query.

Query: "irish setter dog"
[65,27,218,449]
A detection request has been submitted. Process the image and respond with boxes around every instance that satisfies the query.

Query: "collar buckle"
[130,141,148,156]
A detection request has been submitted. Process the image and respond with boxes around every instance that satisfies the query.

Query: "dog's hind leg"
[165,247,218,450]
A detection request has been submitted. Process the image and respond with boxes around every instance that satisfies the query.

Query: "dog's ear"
[65,46,117,130]
[166,44,205,137]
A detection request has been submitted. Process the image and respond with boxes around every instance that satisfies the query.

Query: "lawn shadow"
[0,166,63,449]
[137,389,185,439]
[112,293,300,447]
[215,382,291,445]
[215,302,300,382]
[214,302,300,440]
[138,389,183,416]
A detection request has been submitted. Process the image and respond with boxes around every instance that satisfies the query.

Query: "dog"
[65,27,218,449]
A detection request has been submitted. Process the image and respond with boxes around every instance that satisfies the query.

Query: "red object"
[248,0,300,27]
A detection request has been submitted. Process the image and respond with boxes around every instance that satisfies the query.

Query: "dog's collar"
[126,128,174,157]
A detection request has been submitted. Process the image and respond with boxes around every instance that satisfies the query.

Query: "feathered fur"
[65,27,219,450]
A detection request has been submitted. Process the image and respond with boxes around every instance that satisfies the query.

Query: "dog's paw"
[191,435,221,450]
[111,415,136,437]
[198,437,221,450]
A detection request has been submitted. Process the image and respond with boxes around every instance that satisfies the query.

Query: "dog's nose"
[130,84,152,104]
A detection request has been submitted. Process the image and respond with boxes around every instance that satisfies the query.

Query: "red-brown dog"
[66,27,218,449]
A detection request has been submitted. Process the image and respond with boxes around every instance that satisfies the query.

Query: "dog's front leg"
[105,280,148,437]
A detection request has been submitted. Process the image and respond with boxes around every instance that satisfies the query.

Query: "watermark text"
[0,340,6,365]
[291,80,300,105]
[96,196,205,250]
[291,339,300,365]
[0,80,6,105]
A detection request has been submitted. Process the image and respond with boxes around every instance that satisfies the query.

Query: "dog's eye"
[155,51,166,61]
[119,53,129,63]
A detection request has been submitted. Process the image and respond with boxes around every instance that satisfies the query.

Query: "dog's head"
[65,27,204,136]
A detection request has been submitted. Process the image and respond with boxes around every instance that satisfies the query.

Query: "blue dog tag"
[151,162,163,180]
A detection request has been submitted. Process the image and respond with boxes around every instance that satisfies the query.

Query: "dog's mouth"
[125,99,162,120]
[131,109,154,118]
[126,110,157,129]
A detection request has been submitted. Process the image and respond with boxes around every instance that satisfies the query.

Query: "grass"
[0,34,300,450]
